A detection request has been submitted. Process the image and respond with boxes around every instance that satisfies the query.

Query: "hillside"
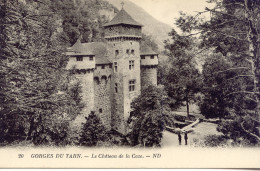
[105,0,172,51]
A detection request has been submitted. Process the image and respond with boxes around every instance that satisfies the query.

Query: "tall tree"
[128,85,170,147]
[174,0,260,143]
[163,30,201,117]
[0,0,82,145]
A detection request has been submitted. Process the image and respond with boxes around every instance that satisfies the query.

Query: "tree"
[0,0,82,146]
[163,30,201,117]
[174,0,260,144]
[199,53,236,119]
[141,33,159,53]
[79,111,108,147]
[49,0,114,45]
[128,85,170,147]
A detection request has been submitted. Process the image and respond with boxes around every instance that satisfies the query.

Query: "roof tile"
[103,8,142,27]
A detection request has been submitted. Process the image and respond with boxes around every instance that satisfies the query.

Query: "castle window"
[115,83,118,93]
[131,49,135,55]
[129,80,135,92]
[89,56,94,61]
[141,56,145,59]
[76,56,83,61]
[150,55,154,59]
[115,50,119,56]
[129,60,134,70]
[130,42,132,45]
[99,108,102,113]
[126,49,130,54]
[114,62,118,72]
[102,65,105,69]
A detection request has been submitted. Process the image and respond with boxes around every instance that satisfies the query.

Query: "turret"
[140,45,158,89]
[66,40,96,71]
[65,40,96,131]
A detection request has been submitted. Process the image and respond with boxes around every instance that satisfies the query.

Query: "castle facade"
[66,7,158,135]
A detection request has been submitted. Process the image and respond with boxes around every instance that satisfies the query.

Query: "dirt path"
[161,122,222,147]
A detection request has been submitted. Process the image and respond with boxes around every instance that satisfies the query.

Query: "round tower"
[66,40,95,129]
[140,45,158,89]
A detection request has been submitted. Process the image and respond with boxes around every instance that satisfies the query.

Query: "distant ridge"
[105,0,172,51]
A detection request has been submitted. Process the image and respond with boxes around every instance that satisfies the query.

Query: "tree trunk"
[26,115,34,141]
[244,0,260,112]
[186,99,190,118]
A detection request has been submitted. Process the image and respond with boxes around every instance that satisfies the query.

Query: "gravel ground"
[161,122,222,147]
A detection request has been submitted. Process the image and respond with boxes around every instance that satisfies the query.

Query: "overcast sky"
[128,0,214,27]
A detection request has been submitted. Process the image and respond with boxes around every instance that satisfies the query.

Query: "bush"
[79,111,108,147]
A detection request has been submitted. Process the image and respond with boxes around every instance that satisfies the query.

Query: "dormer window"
[150,55,154,59]
[76,56,83,61]
[89,56,94,61]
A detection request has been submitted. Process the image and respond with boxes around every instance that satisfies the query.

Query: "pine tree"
[79,111,107,147]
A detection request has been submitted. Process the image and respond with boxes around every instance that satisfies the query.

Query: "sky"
[128,0,214,27]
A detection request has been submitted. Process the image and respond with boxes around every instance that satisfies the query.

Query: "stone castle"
[66,7,158,135]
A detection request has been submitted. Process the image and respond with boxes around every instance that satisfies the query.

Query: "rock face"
[66,7,158,135]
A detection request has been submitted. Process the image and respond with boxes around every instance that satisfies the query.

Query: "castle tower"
[140,45,158,89]
[104,7,143,134]
[67,41,113,130]
[66,40,95,129]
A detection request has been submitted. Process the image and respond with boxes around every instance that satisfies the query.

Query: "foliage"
[199,53,235,118]
[173,0,260,144]
[162,30,202,116]
[192,135,229,148]
[128,85,170,147]
[0,0,82,146]
[79,111,108,147]
[49,0,117,45]
[141,33,159,53]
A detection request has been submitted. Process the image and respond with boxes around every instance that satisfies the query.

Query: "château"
[66,6,158,135]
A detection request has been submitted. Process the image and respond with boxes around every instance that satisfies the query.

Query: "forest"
[0,0,259,147]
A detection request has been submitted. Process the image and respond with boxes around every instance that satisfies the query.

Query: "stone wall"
[71,70,95,132]
[106,38,141,134]
[94,64,112,130]
[66,56,95,70]
[105,25,142,38]
[140,55,158,66]
[141,66,157,89]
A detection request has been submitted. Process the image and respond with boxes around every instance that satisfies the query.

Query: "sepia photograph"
[0,0,259,168]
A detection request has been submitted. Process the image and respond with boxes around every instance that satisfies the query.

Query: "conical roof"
[103,8,142,27]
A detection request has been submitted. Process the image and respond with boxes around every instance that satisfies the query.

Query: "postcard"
[0,0,259,168]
